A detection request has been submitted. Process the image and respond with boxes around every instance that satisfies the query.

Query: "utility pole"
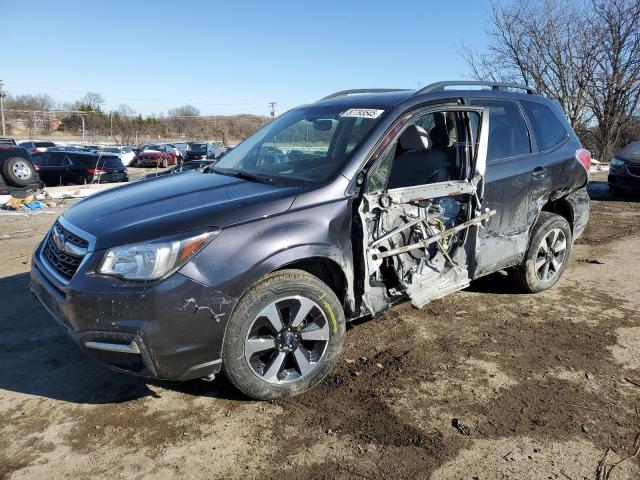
[78,114,86,143]
[110,112,113,140]
[0,80,6,137]
[268,101,277,118]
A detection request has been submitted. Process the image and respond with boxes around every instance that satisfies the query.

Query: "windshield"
[145,145,163,152]
[190,143,207,152]
[213,105,385,184]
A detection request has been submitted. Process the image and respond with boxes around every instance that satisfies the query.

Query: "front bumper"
[608,166,640,191]
[30,242,237,381]
[138,157,163,166]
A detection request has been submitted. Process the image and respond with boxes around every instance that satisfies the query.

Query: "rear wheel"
[222,269,345,400]
[2,157,36,187]
[517,212,572,293]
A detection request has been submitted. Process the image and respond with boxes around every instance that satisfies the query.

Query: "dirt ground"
[1,172,639,480]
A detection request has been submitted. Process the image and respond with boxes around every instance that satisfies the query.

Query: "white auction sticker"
[340,108,385,119]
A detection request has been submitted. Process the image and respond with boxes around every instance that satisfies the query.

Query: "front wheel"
[222,269,345,400]
[517,212,572,293]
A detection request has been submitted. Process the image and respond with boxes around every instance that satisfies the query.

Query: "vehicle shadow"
[466,270,526,295]
[0,272,241,404]
[588,179,640,202]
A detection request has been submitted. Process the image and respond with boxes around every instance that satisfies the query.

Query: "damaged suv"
[30,81,590,400]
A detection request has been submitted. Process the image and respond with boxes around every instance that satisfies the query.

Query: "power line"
[4,80,258,107]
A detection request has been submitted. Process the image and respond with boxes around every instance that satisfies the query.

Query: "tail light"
[124,168,128,173]
[575,148,592,173]
[87,168,105,174]
[34,164,40,171]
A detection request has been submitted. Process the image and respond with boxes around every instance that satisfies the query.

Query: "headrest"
[399,125,431,151]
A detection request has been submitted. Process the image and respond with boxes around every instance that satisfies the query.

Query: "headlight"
[98,230,219,281]
[610,157,626,167]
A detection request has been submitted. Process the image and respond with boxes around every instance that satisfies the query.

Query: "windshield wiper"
[213,168,273,184]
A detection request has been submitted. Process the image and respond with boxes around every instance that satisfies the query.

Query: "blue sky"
[1,0,493,116]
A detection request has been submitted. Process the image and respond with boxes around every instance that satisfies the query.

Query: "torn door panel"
[358,178,495,310]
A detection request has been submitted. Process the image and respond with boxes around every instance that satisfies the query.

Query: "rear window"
[520,100,568,151]
[468,99,531,161]
[35,142,56,148]
[101,158,123,168]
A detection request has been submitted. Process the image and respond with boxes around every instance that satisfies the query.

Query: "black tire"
[222,269,345,400]
[2,156,35,187]
[517,212,573,293]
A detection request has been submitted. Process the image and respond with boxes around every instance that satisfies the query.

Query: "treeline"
[2,91,270,145]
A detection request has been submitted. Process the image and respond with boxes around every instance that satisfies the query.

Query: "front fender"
[179,198,355,306]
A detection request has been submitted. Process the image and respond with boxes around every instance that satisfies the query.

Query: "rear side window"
[520,100,568,151]
[46,152,70,166]
[468,99,531,161]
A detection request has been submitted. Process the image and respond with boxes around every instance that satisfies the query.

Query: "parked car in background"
[99,145,136,166]
[30,81,590,400]
[136,144,178,167]
[17,140,56,155]
[218,145,234,158]
[172,142,189,162]
[210,141,227,159]
[144,159,215,178]
[31,150,128,185]
[185,142,215,160]
[0,144,40,188]
[608,140,640,194]
[0,137,17,146]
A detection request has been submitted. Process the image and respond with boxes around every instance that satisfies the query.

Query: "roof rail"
[318,88,411,102]
[416,81,537,95]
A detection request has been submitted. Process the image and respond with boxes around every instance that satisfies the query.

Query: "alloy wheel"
[244,296,330,384]
[535,228,567,281]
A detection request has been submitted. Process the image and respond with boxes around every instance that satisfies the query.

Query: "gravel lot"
[1,171,639,479]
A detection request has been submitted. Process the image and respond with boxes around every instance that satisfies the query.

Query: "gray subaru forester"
[31,81,590,399]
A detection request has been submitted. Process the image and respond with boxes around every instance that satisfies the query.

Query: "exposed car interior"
[360,108,491,311]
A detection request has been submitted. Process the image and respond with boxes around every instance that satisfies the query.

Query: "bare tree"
[462,0,640,159]
[167,105,201,138]
[461,0,595,133]
[588,0,640,161]
[82,92,105,111]
[112,104,138,145]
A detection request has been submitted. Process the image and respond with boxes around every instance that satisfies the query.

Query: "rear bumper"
[565,185,590,240]
[30,243,237,381]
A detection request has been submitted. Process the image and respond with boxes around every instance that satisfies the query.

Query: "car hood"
[62,171,303,250]
[616,141,640,163]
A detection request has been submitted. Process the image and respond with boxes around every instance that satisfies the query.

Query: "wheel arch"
[274,257,352,314]
[541,196,574,232]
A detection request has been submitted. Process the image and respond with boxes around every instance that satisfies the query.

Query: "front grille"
[627,164,640,177]
[42,221,88,281]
